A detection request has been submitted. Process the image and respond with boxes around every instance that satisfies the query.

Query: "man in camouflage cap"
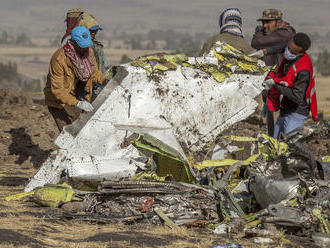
[250,9,296,137]
[250,8,295,66]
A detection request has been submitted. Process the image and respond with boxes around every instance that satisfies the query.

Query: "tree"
[1,31,8,44]
[315,49,330,76]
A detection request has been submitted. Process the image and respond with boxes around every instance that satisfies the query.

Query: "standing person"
[199,8,253,56]
[78,13,110,101]
[44,26,105,132]
[61,8,84,46]
[249,9,296,137]
[250,9,296,66]
[262,33,318,139]
[77,12,110,75]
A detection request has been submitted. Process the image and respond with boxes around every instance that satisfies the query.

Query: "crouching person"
[263,33,318,139]
[44,26,105,132]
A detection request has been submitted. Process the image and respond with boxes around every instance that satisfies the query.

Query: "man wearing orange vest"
[262,33,318,139]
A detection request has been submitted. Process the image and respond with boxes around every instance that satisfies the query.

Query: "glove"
[77,101,94,112]
[262,78,275,90]
[248,50,264,58]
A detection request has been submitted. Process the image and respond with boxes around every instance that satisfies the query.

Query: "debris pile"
[7,41,330,246]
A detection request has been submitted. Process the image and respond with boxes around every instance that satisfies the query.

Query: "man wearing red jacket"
[263,33,318,139]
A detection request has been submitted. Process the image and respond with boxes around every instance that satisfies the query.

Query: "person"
[44,26,105,132]
[61,8,84,46]
[77,12,110,101]
[249,9,296,137]
[199,8,253,56]
[250,9,296,66]
[262,33,318,139]
[77,12,110,75]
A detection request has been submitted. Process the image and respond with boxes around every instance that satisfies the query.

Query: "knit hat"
[219,8,243,37]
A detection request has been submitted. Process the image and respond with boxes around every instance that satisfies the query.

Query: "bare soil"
[0,89,323,247]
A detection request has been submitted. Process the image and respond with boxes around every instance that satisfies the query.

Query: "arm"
[49,57,79,106]
[265,43,286,55]
[251,28,292,50]
[93,67,105,85]
[274,70,310,104]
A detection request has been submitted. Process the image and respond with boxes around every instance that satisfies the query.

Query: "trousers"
[273,112,307,139]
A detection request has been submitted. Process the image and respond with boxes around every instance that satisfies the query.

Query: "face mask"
[284,46,297,60]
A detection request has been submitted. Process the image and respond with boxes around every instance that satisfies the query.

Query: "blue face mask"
[284,46,297,60]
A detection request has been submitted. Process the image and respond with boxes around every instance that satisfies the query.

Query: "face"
[262,20,279,34]
[288,39,304,55]
[72,41,89,56]
[90,30,98,41]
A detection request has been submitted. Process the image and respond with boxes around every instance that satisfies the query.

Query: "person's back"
[199,8,252,56]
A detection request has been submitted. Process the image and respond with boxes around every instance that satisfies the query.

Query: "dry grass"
[315,75,330,119]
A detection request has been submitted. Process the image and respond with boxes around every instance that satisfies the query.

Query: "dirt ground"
[0,89,325,248]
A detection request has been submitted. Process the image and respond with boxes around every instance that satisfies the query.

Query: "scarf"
[63,41,94,82]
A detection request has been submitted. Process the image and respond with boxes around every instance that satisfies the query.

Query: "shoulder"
[50,48,65,64]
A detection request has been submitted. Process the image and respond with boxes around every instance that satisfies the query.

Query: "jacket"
[93,40,110,74]
[267,54,318,120]
[199,33,253,56]
[44,47,104,109]
[251,22,296,66]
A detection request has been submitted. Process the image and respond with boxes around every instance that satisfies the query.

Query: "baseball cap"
[257,9,283,21]
[71,26,93,48]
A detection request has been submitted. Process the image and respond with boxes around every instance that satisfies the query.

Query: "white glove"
[248,50,264,58]
[77,101,94,112]
[262,78,275,90]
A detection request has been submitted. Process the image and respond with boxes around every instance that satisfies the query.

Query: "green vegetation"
[0,62,19,82]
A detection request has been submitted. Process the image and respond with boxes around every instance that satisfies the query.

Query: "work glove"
[262,78,275,90]
[77,100,94,112]
[248,50,264,58]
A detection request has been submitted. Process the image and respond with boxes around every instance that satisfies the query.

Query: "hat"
[257,9,283,21]
[65,8,84,21]
[219,8,243,37]
[71,26,93,48]
[78,13,103,31]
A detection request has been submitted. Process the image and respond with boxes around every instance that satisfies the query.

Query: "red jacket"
[267,53,318,121]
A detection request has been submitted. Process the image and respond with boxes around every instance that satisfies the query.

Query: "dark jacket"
[199,33,253,56]
[274,56,310,117]
[251,22,296,66]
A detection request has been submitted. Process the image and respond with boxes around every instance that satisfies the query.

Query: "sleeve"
[266,43,286,55]
[251,28,292,50]
[49,56,79,106]
[93,68,105,85]
[274,70,310,104]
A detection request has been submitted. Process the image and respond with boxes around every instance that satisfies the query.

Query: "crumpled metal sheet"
[25,42,267,192]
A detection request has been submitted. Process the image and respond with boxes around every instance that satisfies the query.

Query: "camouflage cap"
[66,8,84,19]
[257,9,283,21]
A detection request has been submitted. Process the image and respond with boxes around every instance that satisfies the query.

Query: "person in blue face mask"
[263,33,318,139]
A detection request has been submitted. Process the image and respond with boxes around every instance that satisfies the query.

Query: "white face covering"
[284,46,297,60]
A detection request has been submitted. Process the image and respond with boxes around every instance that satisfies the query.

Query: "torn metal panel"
[26,42,267,192]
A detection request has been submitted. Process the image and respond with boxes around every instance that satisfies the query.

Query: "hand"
[248,50,264,58]
[262,78,275,90]
[255,25,264,33]
[77,101,94,112]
